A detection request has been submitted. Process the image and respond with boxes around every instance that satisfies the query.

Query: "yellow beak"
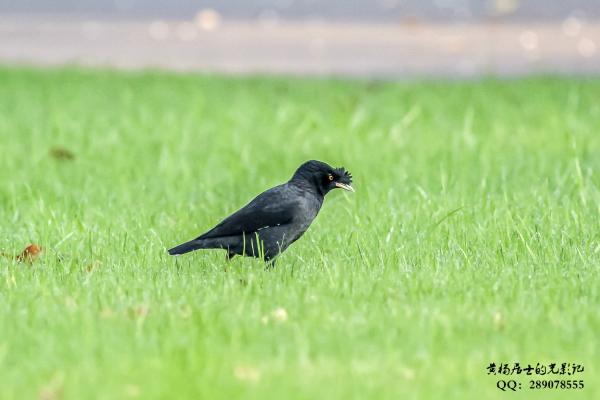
[335,182,355,192]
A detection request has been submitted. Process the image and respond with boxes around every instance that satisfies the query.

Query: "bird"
[168,160,354,264]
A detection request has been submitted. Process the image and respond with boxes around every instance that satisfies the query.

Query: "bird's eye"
[328,174,334,181]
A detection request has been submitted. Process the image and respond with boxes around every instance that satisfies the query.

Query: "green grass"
[0,67,599,400]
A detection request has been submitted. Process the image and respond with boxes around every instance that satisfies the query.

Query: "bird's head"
[291,160,354,196]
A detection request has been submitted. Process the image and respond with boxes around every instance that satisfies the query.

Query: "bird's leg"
[224,250,236,272]
[265,257,277,270]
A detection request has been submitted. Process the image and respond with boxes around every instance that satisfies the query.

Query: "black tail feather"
[168,239,204,255]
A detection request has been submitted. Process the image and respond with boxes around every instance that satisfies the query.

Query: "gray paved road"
[1,15,599,77]
[1,1,599,21]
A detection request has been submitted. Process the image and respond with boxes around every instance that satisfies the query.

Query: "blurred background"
[1,0,599,77]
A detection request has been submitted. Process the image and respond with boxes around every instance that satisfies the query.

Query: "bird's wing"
[197,185,298,239]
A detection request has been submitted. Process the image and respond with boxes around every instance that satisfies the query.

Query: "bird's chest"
[295,196,322,230]
[258,191,322,254]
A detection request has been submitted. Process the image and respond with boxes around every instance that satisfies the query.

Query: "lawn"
[0,67,598,399]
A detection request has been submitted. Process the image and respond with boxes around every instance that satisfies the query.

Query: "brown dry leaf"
[86,260,102,273]
[16,244,43,263]
[129,305,150,319]
[49,147,75,161]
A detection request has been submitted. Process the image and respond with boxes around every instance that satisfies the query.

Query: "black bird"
[168,160,354,263]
